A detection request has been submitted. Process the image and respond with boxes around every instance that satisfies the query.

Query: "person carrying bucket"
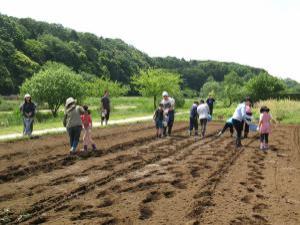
[161,91,175,137]
[19,93,36,138]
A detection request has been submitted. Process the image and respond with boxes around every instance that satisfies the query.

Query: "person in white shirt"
[161,91,175,136]
[232,97,252,148]
[197,100,210,138]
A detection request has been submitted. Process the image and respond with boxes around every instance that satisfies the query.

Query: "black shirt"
[20,102,36,117]
[101,96,110,110]
[206,98,215,107]
[154,109,164,121]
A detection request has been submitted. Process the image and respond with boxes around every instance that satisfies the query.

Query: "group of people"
[186,96,273,150]
[20,91,111,154]
[20,90,273,154]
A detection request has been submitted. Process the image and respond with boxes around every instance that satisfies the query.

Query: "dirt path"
[0,122,299,225]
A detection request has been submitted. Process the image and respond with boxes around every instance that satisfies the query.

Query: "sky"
[1,0,300,82]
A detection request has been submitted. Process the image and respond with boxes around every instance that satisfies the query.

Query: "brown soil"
[0,122,299,225]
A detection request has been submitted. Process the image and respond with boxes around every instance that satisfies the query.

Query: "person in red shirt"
[81,105,97,151]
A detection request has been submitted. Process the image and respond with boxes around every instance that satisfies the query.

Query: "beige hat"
[24,93,31,99]
[65,97,76,107]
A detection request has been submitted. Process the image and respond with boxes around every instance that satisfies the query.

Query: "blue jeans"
[163,110,174,135]
[67,126,82,150]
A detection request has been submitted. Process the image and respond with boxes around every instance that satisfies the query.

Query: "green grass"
[0,97,299,135]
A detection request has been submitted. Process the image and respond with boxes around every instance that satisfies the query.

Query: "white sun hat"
[65,97,76,107]
[162,91,169,97]
[24,93,31,99]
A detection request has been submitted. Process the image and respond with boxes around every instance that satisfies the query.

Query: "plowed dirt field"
[0,122,299,225]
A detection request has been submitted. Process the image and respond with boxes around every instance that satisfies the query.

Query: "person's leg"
[244,123,249,138]
[68,127,75,151]
[194,118,199,136]
[82,128,88,151]
[229,124,234,136]
[199,119,204,137]
[265,133,269,149]
[101,116,104,126]
[189,117,194,135]
[202,119,208,137]
[105,109,110,125]
[232,119,242,147]
[260,133,264,150]
[209,106,213,116]
[29,118,34,137]
[72,126,82,151]
[167,111,174,136]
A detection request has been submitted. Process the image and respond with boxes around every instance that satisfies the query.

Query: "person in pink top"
[81,105,97,151]
[258,106,272,150]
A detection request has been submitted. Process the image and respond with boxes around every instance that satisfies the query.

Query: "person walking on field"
[81,105,97,151]
[63,97,84,154]
[161,91,175,136]
[101,90,110,126]
[258,106,273,150]
[20,93,36,138]
[189,101,199,136]
[206,94,215,116]
[232,97,252,148]
[153,103,164,138]
[197,100,210,138]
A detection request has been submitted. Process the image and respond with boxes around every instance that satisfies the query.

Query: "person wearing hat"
[161,91,175,136]
[19,93,36,138]
[63,97,84,154]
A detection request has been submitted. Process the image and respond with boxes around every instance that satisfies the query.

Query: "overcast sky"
[1,0,300,82]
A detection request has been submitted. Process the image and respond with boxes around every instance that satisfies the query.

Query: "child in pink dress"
[258,106,272,150]
[81,105,97,151]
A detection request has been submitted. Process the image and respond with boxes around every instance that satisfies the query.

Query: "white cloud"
[1,0,299,81]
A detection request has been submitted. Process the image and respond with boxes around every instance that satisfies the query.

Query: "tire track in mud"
[9,129,222,224]
[0,125,187,183]
[186,135,260,224]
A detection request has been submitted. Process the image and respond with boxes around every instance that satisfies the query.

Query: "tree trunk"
[154,95,157,110]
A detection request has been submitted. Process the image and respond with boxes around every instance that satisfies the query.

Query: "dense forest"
[0,13,299,95]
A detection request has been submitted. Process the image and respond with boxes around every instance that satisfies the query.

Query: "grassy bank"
[0,97,299,135]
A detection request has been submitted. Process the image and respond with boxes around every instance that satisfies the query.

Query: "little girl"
[81,105,97,151]
[258,106,272,150]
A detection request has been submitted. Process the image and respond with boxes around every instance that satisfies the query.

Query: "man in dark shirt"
[206,94,215,116]
[101,90,110,126]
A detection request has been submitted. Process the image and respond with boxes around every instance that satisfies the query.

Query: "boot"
[236,138,242,148]
[92,144,97,151]
[260,143,264,150]
[244,132,248,139]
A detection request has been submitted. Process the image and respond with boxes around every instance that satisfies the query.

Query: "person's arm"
[78,106,85,114]
[63,112,67,127]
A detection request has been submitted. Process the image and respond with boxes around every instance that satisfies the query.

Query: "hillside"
[0,13,282,95]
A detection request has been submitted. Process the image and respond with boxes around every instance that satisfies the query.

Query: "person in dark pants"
[161,91,175,136]
[206,95,215,116]
[232,97,252,148]
[188,101,199,136]
[101,90,110,126]
[216,117,234,137]
[197,100,210,138]
[19,93,36,138]
[243,103,253,138]
[63,97,84,154]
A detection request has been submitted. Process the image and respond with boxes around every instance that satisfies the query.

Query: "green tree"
[20,62,85,117]
[222,71,245,106]
[132,69,183,109]
[245,72,286,101]
[199,77,222,99]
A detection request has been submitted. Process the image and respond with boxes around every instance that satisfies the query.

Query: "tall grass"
[255,99,300,124]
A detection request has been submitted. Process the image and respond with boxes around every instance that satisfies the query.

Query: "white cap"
[162,91,169,97]
[65,97,76,107]
[24,93,31,99]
